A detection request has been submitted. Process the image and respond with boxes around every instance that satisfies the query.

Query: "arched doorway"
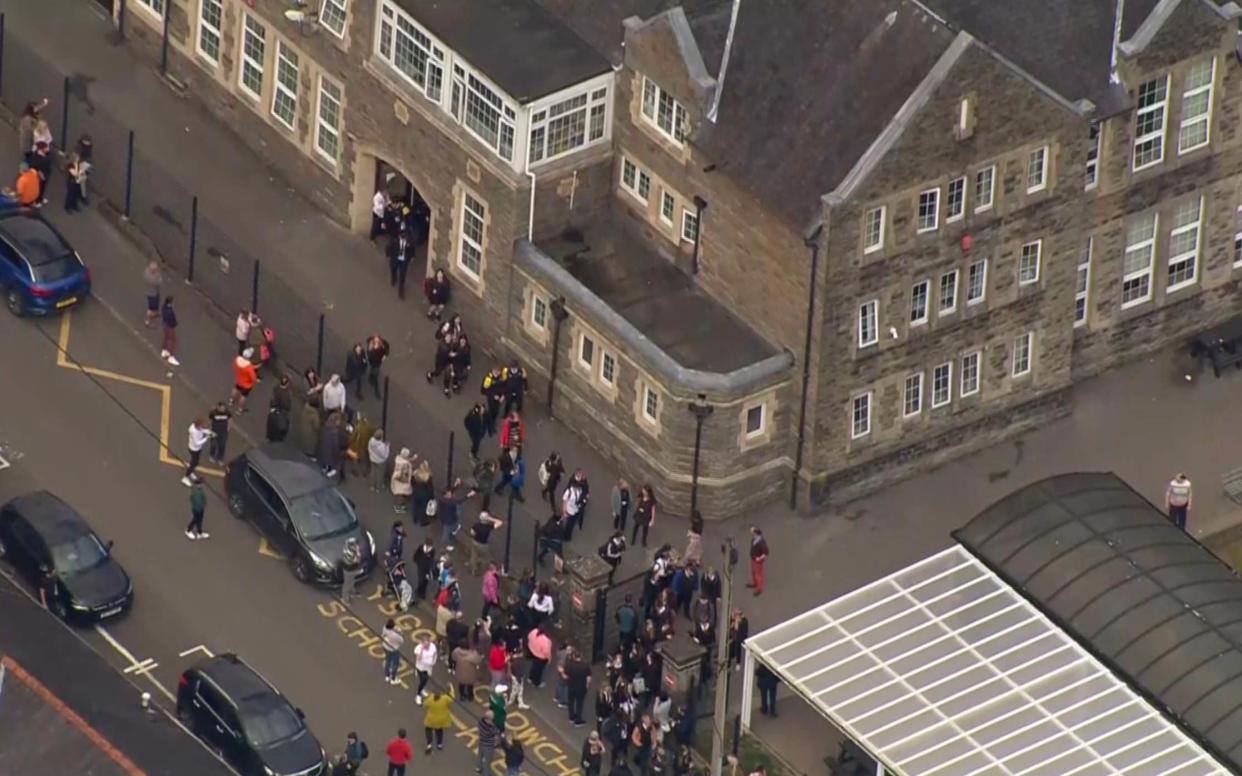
[351,151,435,280]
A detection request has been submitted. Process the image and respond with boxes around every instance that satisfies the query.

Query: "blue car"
[0,205,91,316]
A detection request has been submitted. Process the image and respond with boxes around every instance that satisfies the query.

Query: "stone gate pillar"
[563,554,612,658]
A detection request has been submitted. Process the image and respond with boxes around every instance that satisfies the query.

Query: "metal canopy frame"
[745,545,1231,776]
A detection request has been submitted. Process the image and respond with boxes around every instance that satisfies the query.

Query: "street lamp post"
[688,395,714,517]
[710,536,739,776]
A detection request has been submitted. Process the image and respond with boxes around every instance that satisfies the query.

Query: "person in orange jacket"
[229,348,260,414]
[13,162,40,207]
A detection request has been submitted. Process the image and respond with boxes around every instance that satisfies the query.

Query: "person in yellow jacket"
[422,690,453,754]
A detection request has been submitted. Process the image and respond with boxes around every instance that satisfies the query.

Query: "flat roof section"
[395,0,611,102]
[747,544,1231,776]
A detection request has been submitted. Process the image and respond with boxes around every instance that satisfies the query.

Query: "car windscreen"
[50,532,109,575]
[288,487,357,541]
[240,698,306,748]
[32,253,83,283]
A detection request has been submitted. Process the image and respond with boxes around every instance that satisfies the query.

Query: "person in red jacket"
[499,410,524,449]
[385,728,414,776]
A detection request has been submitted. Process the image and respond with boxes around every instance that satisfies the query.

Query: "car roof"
[196,654,281,704]
[2,491,89,543]
[245,443,332,501]
[0,209,75,266]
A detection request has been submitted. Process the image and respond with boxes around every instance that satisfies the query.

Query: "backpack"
[358,741,369,760]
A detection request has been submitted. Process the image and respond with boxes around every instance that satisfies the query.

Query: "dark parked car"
[0,206,91,316]
[225,443,375,585]
[177,653,326,776]
[0,491,131,622]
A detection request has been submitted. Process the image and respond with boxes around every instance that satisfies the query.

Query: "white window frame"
[619,157,651,204]
[903,373,923,418]
[271,41,299,132]
[578,334,596,369]
[917,188,940,233]
[945,177,966,222]
[1133,75,1170,171]
[640,76,688,145]
[1026,146,1048,193]
[967,259,988,305]
[318,0,349,38]
[314,74,343,165]
[238,14,267,101]
[196,0,223,67]
[931,362,952,408]
[134,0,166,18]
[376,2,446,105]
[863,206,885,254]
[1122,212,1157,308]
[1075,237,1092,328]
[974,166,995,212]
[1085,123,1100,190]
[528,85,610,164]
[643,386,660,423]
[858,300,878,348]
[1178,58,1215,155]
[452,64,517,161]
[1012,332,1033,377]
[744,405,765,438]
[851,393,872,439]
[961,351,981,396]
[1166,196,1203,293]
[457,192,486,281]
[939,270,959,315]
[660,191,676,225]
[681,208,700,244]
[531,296,548,330]
[600,351,617,387]
[910,280,929,327]
[1018,240,1041,286]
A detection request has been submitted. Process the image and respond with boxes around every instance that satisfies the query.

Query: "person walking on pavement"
[160,296,181,366]
[143,261,162,328]
[562,480,586,543]
[477,710,500,774]
[747,526,768,596]
[208,402,231,465]
[186,480,209,540]
[611,479,631,534]
[503,362,527,416]
[684,510,704,565]
[424,268,450,320]
[601,531,626,584]
[388,229,415,299]
[499,410,525,450]
[632,485,656,548]
[464,403,488,462]
[235,310,258,355]
[340,732,369,775]
[481,368,506,436]
[384,729,414,776]
[230,349,260,414]
[371,189,390,240]
[502,734,525,776]
[322,374,348,419]
[390,448,414,513]
[453,642,483,702]
[340,536,363,602]
[527,625,552,688]
[539,452,564,512]
[728,608,749,670]
[319,411,349,481]
[345,343,367,400]
[423,690,453,753]
[63,149,89,213]
[366,334,390,399]
[565,647,591,726]
[581,730,605,776]
[382,618,404,684]
[413,632,438,704]
[183,418,212,486]
[369,430,391,493]
[756,662,780,718]
[436,479,467,551]
[1167,473,1193,530]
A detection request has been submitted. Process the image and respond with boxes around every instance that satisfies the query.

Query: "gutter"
[790,223,822,510]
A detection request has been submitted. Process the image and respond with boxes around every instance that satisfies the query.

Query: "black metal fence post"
[0,14,7,99]
[503,490,514,575]
[731,715,741,756]
[592,588,606,661]
[446,431,455,484]
[123,130,134,219]
[316,314,325,375]
[187,196,199,282]
[159,6,170,75]
[59,76,70,149]
[250,260,260,314]
[381,376,390,432]
[531,521,539,575]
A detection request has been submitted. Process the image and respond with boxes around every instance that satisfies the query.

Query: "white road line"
[178,645,214,658]
[93,624,140,664]
[0,454,10,470]
[94,625,176,702]
[122,658,157,674]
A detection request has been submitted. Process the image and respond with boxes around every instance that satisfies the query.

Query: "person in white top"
[412,633,439,703]
[322,374,347,416]
[183,418,213,486]
[234,309,259,356]
[371,189,389,239]
[527,583,555,623]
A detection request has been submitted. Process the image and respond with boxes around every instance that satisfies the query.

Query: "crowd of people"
[6,99,93,213]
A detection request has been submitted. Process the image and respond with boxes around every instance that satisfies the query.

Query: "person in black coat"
[387,230,415,299]
[504,362,527,415]
[365,335,390,400]
[447,335,472,396]
[412,537,436,600]
[756,663,780,717]
[464,403,488,461]
[344,343,367,400]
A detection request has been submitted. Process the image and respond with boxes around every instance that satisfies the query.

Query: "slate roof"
[954,472,1242,773]
[395,0,611,102]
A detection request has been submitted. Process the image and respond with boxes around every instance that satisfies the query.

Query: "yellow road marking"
[56,311,221,478]
[258,538,284,559]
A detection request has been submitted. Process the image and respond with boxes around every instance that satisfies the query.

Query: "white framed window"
[600,351,617,386]
[531,296,548,330]
[1018,240,1041,286]
[1167,196,1202,292]
[931,362,952,408]
[945,177,965,222]
[917,188,940,232]
[910,280,929,326]
[377,1,445,103]
[579,334,596,368]
[620,158,651,203]
[318,0,349,38]
[858,300,878,348]
[851,393,871,439]
[529,87,610,163]
[966,259,987,305]
[660,191,676,225]
[974,166,995,212]
[863,207,885,254]
[903,373,923,418]
[271,41,299,131]
[196,0,223,66]
[640,77,687,145]
[939,270,958,315]
[1085,124,1100,190]
[1122,211,1157,307]
[238,15,267,100]
[745,405,765,437]
[1075,237,1092,327]
[314,75,343,164]
[1178,58,1214,154]
[643,386,660,422]
[681,208,700,243]
[452,65,517,161]
[1133,75,1169,170]
[134,0,165,17]
[457,192,486,280]
[961,351,980,396]
[1026,146,1048,193]
[1012,332,1033,377]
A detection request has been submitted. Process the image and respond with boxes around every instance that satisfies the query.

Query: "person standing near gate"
[747,525,768,596]
[388,230,415,299]
[143,261,162,328]
[367,333,391,400]
[160,296,181,366]
[1166,473,1193,530]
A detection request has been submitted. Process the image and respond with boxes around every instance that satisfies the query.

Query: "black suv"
[177,653,326,776]
[224,443,375,585]
[0,491,132,622]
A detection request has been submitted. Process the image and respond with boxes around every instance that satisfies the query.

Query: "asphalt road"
[0,296,582,775]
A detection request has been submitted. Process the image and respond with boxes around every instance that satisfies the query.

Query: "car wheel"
[292,556,312,583]
[6,290,24,317]
[48,597,67,621]
[227,492,246,519]
[175,706,192,724]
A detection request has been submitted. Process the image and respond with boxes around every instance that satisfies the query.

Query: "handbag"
[426,498,438,518]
